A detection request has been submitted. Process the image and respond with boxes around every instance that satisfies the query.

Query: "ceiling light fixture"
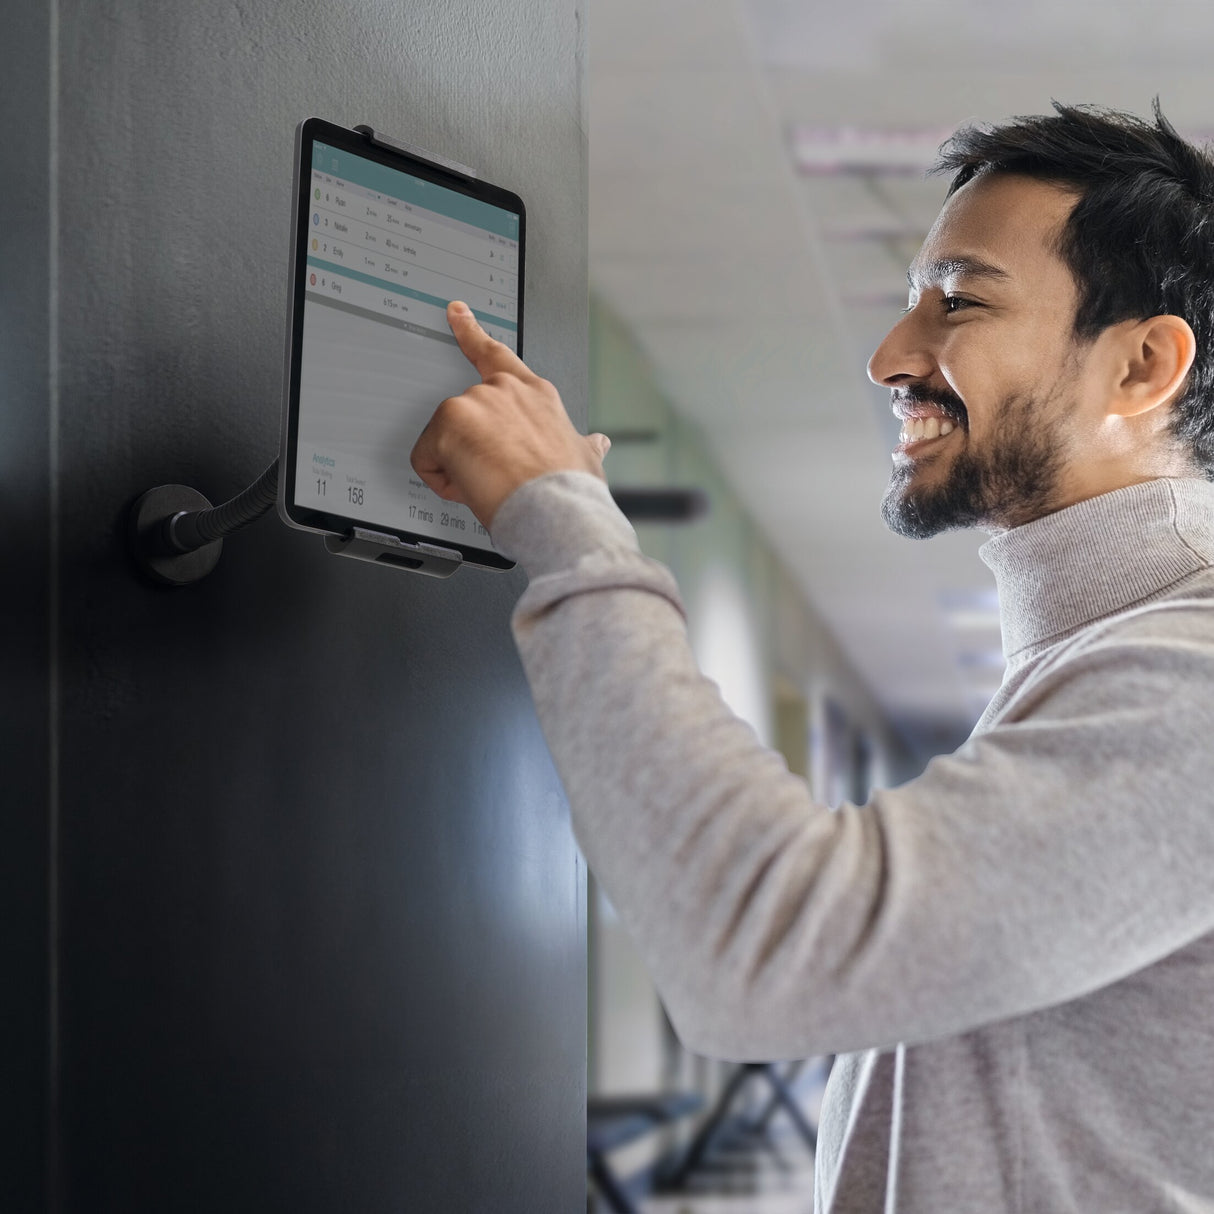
[791,124,1214,177]
[788,126,953,176]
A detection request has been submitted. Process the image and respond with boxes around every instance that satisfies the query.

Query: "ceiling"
[587,0,1214,756]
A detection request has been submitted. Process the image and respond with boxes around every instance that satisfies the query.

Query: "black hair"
[934,101,1214,476]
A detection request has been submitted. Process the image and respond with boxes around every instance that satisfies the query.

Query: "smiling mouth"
[897,414,957,449]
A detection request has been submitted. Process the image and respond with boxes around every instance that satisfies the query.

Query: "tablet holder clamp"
[128,461,705,586]
[128,457,464,586]
[323,528,462,576]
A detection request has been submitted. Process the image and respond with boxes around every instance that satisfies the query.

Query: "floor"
[640,1126,816,1214]
[592,1063,825,1214]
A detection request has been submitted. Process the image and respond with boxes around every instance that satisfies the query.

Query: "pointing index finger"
[447,300,533,382]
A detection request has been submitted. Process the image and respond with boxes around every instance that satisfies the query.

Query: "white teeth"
[900,415,957,445]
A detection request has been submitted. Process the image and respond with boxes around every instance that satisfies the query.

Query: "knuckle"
[433,395,471,440]
[439,392,473,418]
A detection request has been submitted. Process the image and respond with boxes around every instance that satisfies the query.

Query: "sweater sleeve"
[492,471,1214,1058]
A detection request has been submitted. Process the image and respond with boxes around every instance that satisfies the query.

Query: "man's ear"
[1109,314,1197,418]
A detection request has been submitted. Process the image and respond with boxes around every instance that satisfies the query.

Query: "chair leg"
[760,1062,817,1151]
[752,1059,807,1133]
[659,1063,757,1189]
[588,1150,642,1214]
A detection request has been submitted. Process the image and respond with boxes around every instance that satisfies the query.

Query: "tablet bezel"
[278,117,524,572]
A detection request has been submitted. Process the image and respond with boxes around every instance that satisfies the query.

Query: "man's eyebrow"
[907,256,1011,291]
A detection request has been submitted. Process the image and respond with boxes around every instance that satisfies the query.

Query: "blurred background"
[583,1,1214,1208]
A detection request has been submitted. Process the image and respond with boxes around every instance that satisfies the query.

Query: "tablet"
[279,118,524,573]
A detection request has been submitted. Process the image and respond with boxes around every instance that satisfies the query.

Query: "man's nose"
[867,312,935,387]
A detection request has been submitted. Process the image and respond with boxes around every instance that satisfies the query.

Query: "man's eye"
[944,295,975,313]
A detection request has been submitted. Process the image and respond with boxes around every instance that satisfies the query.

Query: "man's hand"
[411,301,610,529]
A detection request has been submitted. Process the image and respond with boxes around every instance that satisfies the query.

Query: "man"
[413,103,1214,1211]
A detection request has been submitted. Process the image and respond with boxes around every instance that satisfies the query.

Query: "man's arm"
[414,307,1214,1058]
[495,472,1214,1057]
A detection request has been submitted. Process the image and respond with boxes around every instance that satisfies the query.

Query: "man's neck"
[980,477,1214,658]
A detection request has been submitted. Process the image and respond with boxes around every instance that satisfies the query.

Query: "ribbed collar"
[979,478,1214,657]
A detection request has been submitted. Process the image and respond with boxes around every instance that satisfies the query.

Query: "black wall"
[2,1,54,1208]
[4,2,589,1209]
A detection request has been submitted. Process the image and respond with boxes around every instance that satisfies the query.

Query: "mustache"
[892,385,967,426]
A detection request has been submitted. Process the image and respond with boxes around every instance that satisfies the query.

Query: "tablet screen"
[281,121,523,568]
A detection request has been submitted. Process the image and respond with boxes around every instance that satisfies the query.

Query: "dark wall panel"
[9,1,588,1209]
[1,3,52,1209]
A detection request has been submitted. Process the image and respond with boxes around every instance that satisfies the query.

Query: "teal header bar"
[306,256,518,333]
[312,142,519,240]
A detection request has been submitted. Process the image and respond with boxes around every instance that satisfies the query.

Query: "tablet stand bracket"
[324,528,462,577]
[354,125,477,179]
[128,460,281,587]
[128,457,464,585]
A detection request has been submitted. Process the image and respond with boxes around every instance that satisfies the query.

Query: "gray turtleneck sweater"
[491,473,1214,1213]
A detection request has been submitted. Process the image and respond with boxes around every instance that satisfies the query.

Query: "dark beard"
[881,390,1066,538]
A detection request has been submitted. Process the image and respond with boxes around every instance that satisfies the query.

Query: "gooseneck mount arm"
[128,460,280,586]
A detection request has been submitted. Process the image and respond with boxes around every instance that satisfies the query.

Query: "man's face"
[869,172,1096,537]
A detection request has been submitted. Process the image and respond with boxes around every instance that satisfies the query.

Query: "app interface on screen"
[295,140,520,554]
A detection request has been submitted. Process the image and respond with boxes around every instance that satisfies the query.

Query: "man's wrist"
[491,471,638,577]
